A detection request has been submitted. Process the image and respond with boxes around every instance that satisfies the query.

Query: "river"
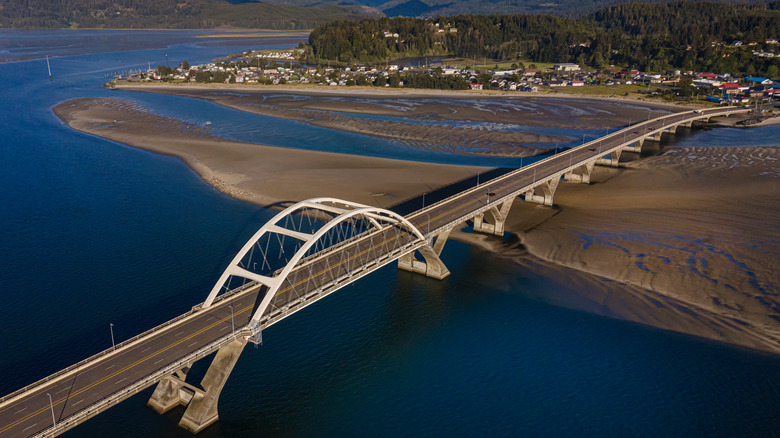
[0,30,779,437]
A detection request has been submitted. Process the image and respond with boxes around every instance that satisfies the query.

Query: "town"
[118,45,780,107]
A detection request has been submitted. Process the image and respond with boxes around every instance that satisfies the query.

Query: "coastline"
[52,95,780,354]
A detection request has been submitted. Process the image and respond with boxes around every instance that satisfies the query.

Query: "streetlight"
[424,213,430,237]
[110,323,115,351]
[47,393,56,427]
[229,305,235,335]
[422,192,426,209]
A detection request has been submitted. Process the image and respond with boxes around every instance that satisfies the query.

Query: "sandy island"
[113,84,688,158]
[53,93,780,354]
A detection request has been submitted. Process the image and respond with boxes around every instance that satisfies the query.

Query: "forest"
[0,0,355,29]
[307,1,780,76]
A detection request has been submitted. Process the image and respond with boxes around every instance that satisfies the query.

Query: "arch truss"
[202,197,426,338]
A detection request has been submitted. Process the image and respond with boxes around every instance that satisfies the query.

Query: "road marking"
[22,423,37,432]
[14,407,27,414]
[141,347,151,353]
[154,359,164,365]
[174,331,183,337]
[220,326,229,331]
[73,399,84,405]
[115,378,126,385]
[105,364,115,370]
[56,386,70,394]
[188,342,198,348]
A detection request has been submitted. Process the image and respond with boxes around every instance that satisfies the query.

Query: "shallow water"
[0,30,779,438]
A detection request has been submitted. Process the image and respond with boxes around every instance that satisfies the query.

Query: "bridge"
[0,106,748,437]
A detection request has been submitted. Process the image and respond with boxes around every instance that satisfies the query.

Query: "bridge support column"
[563,161,595,184]
[178,338,247,433]
[398,228,451,279]
[524,178,560,206]
[473,199,514,236]
[622,138,644,153]
[148,368,193,414]
[595,148,622,167]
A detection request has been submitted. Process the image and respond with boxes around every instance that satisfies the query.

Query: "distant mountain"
[0,0,365,29]
[382,0,436,16]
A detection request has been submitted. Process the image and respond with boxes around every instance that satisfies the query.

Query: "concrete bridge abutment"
[148,338,248,434]
[398,227,452,280]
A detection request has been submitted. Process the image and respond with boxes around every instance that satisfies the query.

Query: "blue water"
[1,30,779,437]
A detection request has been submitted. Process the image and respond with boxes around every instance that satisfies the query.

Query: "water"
[0,30,778,437]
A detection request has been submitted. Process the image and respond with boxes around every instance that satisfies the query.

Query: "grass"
[438,57,557,71]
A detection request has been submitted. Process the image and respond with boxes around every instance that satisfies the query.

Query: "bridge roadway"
[0,106,748,437]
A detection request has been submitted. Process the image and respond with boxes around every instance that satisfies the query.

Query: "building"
[553,63,581,72]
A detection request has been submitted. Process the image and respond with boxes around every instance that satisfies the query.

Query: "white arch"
[203,198,426,324]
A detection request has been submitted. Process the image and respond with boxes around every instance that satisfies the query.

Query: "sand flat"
[53,94,780,354]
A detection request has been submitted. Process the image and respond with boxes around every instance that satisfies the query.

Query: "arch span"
[203,198,426,327]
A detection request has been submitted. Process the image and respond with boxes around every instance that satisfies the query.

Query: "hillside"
[306,1,780,76]
[0,0,362,29]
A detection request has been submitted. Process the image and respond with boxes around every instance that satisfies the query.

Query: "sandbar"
[53,94,780,354]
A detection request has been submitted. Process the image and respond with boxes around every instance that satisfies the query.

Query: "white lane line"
[115,378,126,385]
[174,331,184,337]
[220,326,229,331]
[56,386,70,394]
[141,346,151,352]
[23,423,38,431]
[72,399,84,405]
[14,407,27,414]
[154,359,164,365]
[188,342,198,348]
[105,364,115,370]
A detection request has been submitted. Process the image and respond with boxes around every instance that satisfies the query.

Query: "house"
[699,72,718,80]
[745,76,774,85]
[522,85,539,92]
[469,83,484,90]
[548,80,567,87]
[553,63,580,72]
[523,69,539,77]
[718,82,745,94]
[570,80,584,87]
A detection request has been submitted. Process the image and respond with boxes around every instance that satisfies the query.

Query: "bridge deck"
[0,106,748,438]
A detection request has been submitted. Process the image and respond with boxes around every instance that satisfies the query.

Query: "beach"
[53,92,780,354]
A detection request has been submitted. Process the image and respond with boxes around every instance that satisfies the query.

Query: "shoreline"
[52,95,780,355]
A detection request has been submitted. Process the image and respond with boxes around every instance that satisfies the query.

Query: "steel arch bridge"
[201,197,429,340]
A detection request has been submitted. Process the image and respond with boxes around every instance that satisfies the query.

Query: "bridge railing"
[32,328,249,438]
[0,280,260,407]
[410,107,748,236]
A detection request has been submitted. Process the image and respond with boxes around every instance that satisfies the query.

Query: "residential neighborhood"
[119,46,780,106]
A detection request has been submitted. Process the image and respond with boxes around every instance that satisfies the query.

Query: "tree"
[678,76,695,97]
[181,60,190,70]
[766,64,779,79]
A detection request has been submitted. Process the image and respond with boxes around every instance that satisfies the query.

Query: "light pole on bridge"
[47,393,56,428]
[110,323,116,352]
[229,305,235,335]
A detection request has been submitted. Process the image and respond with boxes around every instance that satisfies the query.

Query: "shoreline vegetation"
[52,89,780,355]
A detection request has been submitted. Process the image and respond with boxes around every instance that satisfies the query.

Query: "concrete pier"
[595,149,622,167]
[564,161,595,183]
[473,199,514,236]
[398,228,451,279]
[524,178,559,206]
[178,338,247,433]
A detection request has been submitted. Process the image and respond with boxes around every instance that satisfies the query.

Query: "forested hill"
[307,1,780,75]
[0,0,368,29]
